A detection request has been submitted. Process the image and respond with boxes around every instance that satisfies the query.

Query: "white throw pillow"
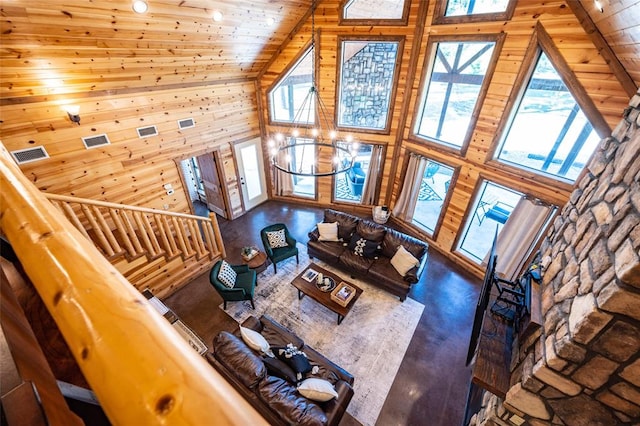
[297,378,338,402]
[390,245,419,276]
[266,229,288,248]
[317,222,339,242]
[239,326,271,355]
[217,260,237,288]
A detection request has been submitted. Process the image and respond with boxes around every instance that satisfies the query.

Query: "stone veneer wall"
[471,89,640,426]
[339,42,398,129]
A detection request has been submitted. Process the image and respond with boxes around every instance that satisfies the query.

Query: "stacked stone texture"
[340,42,398,129]
[475,90,640,425]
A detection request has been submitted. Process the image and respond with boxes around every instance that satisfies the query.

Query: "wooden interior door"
[196,153,227,218]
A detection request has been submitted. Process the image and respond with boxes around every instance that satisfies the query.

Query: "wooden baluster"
[201,220,217,260]
[132,211,157,258]
[186,219,204,259]
[110,209,136,258]
[141,213,162,256]
[171,216,191,258]
[159,215,179,257]
[81,204,114,257]
[153,214,173,258]
[209,212,226,259]
[191,219,209,257]
[119,210,144,256]
[91,205,121,255]
[60,202,91,240]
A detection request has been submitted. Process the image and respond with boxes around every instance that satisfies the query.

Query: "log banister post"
[0,143,265,426]
[209,212,225,259]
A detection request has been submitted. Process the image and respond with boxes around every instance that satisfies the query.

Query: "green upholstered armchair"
[209,260,257,310]
[260,223,299,274]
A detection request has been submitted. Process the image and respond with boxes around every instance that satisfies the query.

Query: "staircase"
[46,194,224,297]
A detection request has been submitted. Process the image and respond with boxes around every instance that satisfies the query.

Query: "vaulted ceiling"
[1,0,638,102]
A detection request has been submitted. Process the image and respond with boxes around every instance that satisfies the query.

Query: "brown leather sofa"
[307,209,429,301]
[206,315,354,426]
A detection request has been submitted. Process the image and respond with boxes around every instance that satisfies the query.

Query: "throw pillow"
[317,222,339,242]
[263,357,298,384]
[348,233,380,259]
[266,229,288,248]
[390,245,420,276]
[239,326,271,356]
[217,260,237,288]
[297,378,339,402]
[274,343,312,382]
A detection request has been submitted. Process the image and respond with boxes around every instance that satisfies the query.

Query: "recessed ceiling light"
[212,10,223,22]
[267,17,275,26]
[132,0,148,14]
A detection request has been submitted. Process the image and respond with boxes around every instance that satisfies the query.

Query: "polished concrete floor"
[164,200,480,426]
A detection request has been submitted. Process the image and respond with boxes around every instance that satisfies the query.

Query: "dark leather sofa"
[206,315,354,426]
[307,209,429,301]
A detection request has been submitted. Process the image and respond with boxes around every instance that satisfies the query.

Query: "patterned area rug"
[335,174,360,201]
[418,179,442,201]
[221,245,424,426]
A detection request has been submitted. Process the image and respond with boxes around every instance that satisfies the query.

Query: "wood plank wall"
[1,81,260,213]
[258,0,632,276]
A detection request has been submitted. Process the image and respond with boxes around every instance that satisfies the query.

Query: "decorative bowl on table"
[316,276,336,292]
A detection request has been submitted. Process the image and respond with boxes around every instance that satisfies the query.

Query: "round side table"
[243,250,269,274]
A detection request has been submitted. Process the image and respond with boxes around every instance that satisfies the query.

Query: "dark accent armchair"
[260,223,299,274]
[209,260,257,310]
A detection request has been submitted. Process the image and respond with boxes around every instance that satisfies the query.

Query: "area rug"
[221,245,424,426]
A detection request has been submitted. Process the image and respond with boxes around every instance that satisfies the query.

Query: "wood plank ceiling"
[1,0,638,102]
[0,0,314,99]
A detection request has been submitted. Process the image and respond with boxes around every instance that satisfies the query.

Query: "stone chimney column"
[472,89,640,426]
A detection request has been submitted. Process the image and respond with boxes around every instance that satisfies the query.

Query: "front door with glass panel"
[234,138,268,211]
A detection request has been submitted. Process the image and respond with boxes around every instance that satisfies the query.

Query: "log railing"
[45,193,225,263]
[0,143,266,425]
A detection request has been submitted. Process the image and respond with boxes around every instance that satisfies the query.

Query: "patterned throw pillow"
[217,260,237,288]
[274,343,312,382]
[348,233,379,259]
[266,229,288,248]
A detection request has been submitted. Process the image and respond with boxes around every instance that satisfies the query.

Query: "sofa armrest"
[240,315,263,332]
[404,249,429,284]
[308,226,320,241]
[323,380,354,426]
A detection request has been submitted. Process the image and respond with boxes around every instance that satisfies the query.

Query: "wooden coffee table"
[291,263,362,325]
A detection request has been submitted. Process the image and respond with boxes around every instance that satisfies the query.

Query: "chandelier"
[267,1,357,177]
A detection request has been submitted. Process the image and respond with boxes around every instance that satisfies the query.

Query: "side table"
[242,250,269,274]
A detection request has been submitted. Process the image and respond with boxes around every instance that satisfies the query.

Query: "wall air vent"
[137,125,158,138]
[11,146,50,164]
[82,134,111,149]
[178,118,195,130]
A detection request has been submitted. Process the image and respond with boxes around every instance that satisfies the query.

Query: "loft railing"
[45,193,225,263]
[0,144,266,425]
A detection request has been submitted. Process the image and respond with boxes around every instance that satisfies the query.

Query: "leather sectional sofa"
[206,315,354,426]
[307,209,429,301]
